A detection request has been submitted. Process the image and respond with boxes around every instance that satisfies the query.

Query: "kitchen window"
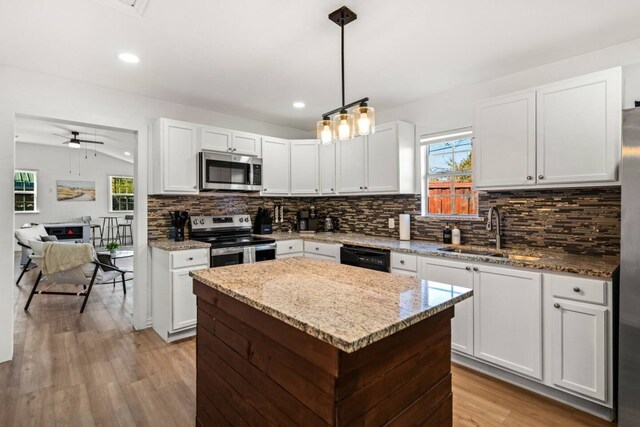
[109,176,134,212]
[14,170,38,213]
[420,128,478,216]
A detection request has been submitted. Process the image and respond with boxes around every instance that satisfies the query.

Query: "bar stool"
[100,216,121,246]
[81,216,103,247]
[119,215,134,246]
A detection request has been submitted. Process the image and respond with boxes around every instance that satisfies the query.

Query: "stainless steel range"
[189,215,276,267]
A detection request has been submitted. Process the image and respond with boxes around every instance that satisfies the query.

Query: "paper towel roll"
[399,214,411,241]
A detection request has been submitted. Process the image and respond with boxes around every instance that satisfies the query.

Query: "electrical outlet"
[388,218,395,229]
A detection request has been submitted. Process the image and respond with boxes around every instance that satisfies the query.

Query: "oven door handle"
[211,247,246,256]
[254,243,277,252]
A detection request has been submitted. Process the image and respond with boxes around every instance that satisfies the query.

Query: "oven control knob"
[200,219,205,225]
[239,218,244,223]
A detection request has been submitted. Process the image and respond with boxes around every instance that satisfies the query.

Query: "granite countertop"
[191,257,472,353]
[149,239,211,251]
[265,231,618,278]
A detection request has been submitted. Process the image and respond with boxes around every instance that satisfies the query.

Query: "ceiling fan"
[53,131,105,148]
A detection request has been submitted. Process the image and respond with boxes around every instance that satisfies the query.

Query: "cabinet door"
[162,120,199,193]
[171,269,200,330]
[232,131,262,156]
[551,300,607,401]
[474,92,537,188]
[474,265,543,380]
[366,123,399,192]
[536,68,621,185]
[420,257,474,355]
[200,126,232,152]
[320,143,336,194]
[337,135,366,193]
[261,137,290,195]
[290,140,320,195]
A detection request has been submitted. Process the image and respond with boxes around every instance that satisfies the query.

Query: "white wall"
[14,143,134,226]
[0,65,310,363]
[378,37,640,135]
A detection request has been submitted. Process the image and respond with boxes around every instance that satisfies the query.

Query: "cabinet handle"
[315,189,318,192]
[188,257,194,261]
[316,247,320,251]
[473,267,479,272]
[264,188,267,192]
[400,260,405,264]
[364,186,368,189]
[538,175,544,180]
[193,185,197,189]
[227,148,232,151]
[289,246,293,250]
[527,176,533,180]
[232,148,237,152]
[331,188,334,192]
[466,266,471,271]
[359,186,363,190]
[573,287,581,293]
[554,303,561,309]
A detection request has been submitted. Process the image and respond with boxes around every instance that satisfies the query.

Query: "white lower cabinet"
[473,265,543,380]
[303,241,341,262]
[276,239,304,259]
[151,247,209,342]
[550,299,608,401]
[419,257,474,356]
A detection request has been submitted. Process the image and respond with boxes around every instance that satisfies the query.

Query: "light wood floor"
[1,257,616,426]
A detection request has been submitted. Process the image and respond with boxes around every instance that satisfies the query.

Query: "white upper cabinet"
[536,69,621,185]
[261,137,290,195]
[232,131,262,157]
[336,121,415,195]
[367,122,399,192]
[474,68,622,190]
[473,265,543,381]
[320,143,336,194]
[200,125,232,152]
[474,92,537,188]
[290,140,319,195]
[155,119,199,194]
[337,135,367,193]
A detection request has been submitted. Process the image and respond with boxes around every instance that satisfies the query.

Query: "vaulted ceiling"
[2,0,640,131]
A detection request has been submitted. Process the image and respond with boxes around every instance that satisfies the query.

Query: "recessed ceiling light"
[118,52,140,64]
[124,151,131,156]
[293,101,306,109]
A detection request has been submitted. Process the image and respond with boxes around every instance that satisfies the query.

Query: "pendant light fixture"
[316,6,375,144]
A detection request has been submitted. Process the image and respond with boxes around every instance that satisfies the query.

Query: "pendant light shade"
[353,104,375,136]
[316,6,374,144]
[68,141,81,149]
[333,112,354,141]
[317,118,334,145]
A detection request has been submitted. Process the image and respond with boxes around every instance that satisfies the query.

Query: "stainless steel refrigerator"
[618,107,640,425]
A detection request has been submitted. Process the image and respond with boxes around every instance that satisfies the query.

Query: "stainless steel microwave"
[198,151,262,191]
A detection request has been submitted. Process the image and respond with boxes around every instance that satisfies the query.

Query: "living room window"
[109,176,134,212]
[420,128,478,216]
[14,170,38,213]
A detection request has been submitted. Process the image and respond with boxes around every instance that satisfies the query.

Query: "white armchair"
[14,224,49,286]
[24,242,130,313]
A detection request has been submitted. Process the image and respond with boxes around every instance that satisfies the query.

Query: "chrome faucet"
[486,206,502,250]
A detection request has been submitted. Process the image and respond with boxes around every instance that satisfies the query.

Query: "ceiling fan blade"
[76,139,105,144]
[53,133,70,139]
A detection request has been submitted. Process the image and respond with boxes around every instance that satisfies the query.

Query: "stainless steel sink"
[438,247,500,257]
[438,247,541,262]
[491,253,541,262]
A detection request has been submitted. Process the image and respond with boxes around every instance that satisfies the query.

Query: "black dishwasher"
[340,245,391,272]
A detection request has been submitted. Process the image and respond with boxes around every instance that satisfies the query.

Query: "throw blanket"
[42,242,94,276]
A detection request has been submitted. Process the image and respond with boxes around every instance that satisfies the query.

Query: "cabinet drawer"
[304,241,340,259]
[391,252,417,272]
[171,249,210,269]
[548,274,608,305]
[276,239,304,255]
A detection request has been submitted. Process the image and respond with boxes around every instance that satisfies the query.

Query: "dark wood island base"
[194,280,454,426]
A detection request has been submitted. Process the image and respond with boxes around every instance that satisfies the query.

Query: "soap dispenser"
[452,223,461,245]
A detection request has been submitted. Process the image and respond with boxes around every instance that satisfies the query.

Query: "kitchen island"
[191,258,472,426]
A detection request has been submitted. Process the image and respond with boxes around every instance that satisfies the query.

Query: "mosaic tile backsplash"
[148,187,620,256]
